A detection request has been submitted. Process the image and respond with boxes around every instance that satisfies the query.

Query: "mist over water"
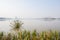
[0,19,60,32]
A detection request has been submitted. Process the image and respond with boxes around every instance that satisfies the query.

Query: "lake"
[0,19,60,32]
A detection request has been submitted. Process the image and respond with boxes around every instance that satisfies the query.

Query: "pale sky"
[0,0,60,18]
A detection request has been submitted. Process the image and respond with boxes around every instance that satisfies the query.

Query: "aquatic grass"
[10,20,23,32]
[0,30,60,40]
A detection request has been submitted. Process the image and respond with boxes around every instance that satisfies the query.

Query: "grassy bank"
[0,30,60,40]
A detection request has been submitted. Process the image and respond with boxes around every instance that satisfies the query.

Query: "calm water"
[0,19,60,32]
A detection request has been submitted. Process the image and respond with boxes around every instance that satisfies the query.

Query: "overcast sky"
[0,0,60,18]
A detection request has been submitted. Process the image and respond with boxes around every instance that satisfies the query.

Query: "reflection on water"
[0,19,60,32]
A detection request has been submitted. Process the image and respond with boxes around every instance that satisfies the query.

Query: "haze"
[0,0,60,18]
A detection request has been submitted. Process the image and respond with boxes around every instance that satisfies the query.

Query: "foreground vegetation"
[0,20,60,40]
[0,30,60,40]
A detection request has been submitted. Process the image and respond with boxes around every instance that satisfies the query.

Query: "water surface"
[0,19,60,32]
